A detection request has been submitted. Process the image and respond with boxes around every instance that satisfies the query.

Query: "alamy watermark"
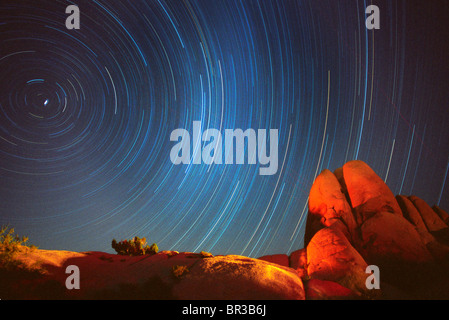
[366,5,380,30]
[170,121,279,176]
[65,5,80,30]
[64,4,379,31]
[65,265,80,290]
[365,265,380,290]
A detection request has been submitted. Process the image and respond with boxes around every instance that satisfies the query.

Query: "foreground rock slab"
[0,249,305,300]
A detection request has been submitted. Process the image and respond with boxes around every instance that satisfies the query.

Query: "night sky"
[0,0,448,257]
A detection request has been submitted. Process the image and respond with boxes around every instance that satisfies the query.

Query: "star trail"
[0,0,448,257]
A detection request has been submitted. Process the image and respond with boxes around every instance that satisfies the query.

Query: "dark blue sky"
[0,0,448,256]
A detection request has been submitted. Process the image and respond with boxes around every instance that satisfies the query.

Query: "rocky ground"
[1,160,448,299]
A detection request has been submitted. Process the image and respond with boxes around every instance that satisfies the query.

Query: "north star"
[182,304,217,317]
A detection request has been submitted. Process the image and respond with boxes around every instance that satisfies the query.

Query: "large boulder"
[306,169,357,245]
[342,160,403,225]
[397,195,449,260]
[306,225,375,298]
[396,195,430,236]
[172,255,305,300]
[341,161,438,287]
[409,196,449,245]
[358,211,433,267]
[409,196,448,232]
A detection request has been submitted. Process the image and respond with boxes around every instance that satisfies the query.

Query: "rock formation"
[1,160,448,299]
[303,160,449,299]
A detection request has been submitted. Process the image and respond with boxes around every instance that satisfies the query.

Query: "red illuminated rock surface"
[304,160,449,299]
[433,205,449,225]
[257,253,289,268]
[306,169,357,244]
[1,160,448,299]
[306,225,376,298]
[288,248,307,278]
[305,279,359,300]
[0,250,304,300]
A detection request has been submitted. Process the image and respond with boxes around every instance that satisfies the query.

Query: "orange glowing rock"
[288,248,307,278]
[306,169,357,245]
[306,225,372,297]
[342,160,403,224]
[173,255,305,300]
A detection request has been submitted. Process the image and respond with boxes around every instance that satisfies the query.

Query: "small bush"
[111,236,159,256]
[148,243,158,254]
[0,225,36,254]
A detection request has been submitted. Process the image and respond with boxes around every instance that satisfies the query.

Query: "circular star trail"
[0,0,448,257]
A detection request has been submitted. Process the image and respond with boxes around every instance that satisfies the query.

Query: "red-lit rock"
[1,250,305,300]
[358,211,433,264]
[306,225,372,297]
[397,195,449,260]
[396,195,429,235]
[343,160,402,225]
[289,248,307,278]
[306,169,357,245]
[257,254,289,268]
[409,196,449,246]
[173,255,305,300]
[433,205,449,226]
[305,279,358,300]
[409,196,448,233]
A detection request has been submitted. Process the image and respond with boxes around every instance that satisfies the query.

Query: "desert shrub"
[172,265,189,279]
[1,226,27,252]
[111,236,159,256]
[0,225,36,256]
[148,243,158,255]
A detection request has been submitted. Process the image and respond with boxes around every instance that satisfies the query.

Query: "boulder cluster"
[261,160,449,299]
